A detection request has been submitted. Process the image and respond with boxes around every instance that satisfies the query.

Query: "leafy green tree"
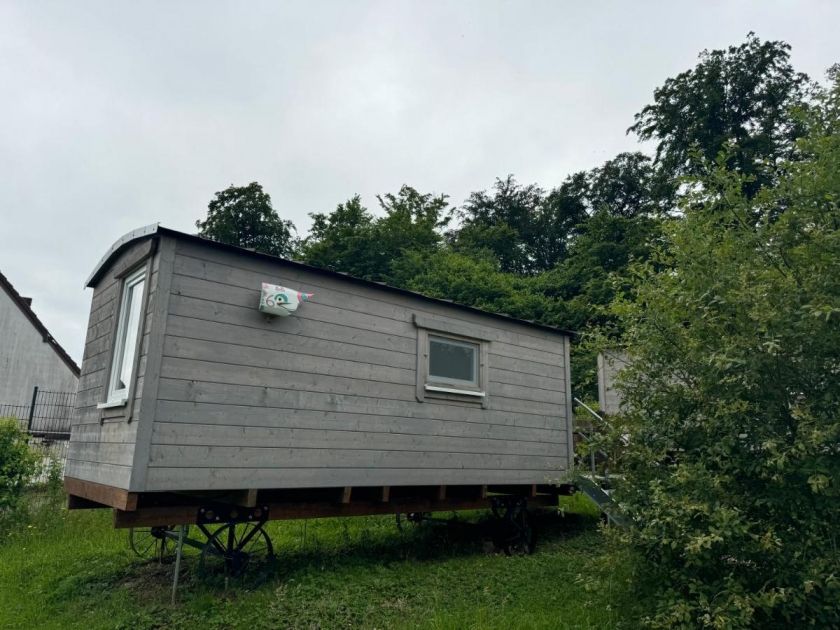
[374,186,450,285]
[610,80,840,627]
[400,249,565,326]
[452,156,670,277]
[452,175,545,275]
[196,182,297,257]
[301,186,449,284]
[539,209,661,328]
[530,171,590,272]
[588,152,674,218]
[301,195,377,276]
[629,33,812,198]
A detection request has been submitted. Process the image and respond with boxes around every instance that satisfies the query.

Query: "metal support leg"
[171,525,186,604]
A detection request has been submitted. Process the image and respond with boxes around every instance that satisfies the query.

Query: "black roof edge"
[87,224,575,338]
[0,270,81,377]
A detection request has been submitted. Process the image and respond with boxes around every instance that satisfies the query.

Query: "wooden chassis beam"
[65,480,573,527]
[65,477,138,511]
[112,493,559,529]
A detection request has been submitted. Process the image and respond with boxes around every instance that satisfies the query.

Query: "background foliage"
[609,78,840,627]
[0,419,40,517]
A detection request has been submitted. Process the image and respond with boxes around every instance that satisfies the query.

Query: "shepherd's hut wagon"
[66,225,575,568]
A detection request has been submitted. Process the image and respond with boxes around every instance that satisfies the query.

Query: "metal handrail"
[574,397,615,430]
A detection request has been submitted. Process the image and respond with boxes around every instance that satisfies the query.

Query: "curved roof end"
[85,223,161,288]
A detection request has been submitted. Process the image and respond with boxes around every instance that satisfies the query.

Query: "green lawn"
[0,494,643,629]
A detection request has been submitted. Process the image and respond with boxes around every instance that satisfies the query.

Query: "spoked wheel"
[199,522,275,578]
[129,526,172,560]
[395,511,429,531]
[491,497,536,556]
[129,525,192,561]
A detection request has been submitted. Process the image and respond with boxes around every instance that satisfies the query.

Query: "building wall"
[140,236,572,492]
[597,350,631,416]
[65,239,160,490]
[0,287,78,409]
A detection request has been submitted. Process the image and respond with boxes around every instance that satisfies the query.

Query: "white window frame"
[427,335,480,389]
[103,266,147,406]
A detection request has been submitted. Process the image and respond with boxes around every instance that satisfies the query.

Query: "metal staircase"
[572,397,629,527]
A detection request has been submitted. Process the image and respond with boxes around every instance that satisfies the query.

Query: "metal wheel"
[129,526,171,560]
[501,508,535,556]
[129,525,192,561]
[491,497,536,556]
[198,522,274,578]
[395,512,430,531]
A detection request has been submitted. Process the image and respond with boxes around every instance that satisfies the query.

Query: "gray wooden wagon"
[65,225,575,574]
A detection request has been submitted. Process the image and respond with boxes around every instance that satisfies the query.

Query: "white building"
[0,270,79,412]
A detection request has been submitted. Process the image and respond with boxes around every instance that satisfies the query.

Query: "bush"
[0,419,40,514]
[609,81,840,628]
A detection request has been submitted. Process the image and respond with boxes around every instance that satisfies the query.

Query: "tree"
[374,186,450,285]
[609,79,840,627]
[530,171,590,272]
[588,152,674,218]
[400,249,567,327]
[301,186,449,284]
[452,175,545,275]
[301,195,377,277]
[452,156,671,277]
[196,182,297,257]
[629,33,812,198]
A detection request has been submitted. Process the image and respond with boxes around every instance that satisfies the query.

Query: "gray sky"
[1,1,837,363]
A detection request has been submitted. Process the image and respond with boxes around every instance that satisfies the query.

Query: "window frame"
[102,265,149,408]
[427,335,480,389]
[413,314,489,408]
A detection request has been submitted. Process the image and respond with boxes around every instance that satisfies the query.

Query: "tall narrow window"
[107,267,146,404]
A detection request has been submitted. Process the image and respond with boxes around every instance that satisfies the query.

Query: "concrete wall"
[0,286,78,409]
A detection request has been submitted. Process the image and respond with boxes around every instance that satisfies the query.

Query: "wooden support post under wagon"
[64,225,578,581]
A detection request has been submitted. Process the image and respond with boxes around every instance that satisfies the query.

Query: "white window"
[106,267,146,404]
[428,335,479,388]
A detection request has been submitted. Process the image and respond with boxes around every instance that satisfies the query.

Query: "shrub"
[0,419,40,514]
[609,81,840,627]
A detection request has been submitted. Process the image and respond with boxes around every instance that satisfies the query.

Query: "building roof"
[88,224,573,337]
[0,270,81,377]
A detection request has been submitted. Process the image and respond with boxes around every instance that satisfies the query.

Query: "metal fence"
[0,387,76,486]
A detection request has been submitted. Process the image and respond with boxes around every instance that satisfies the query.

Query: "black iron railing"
[1,386,77,486]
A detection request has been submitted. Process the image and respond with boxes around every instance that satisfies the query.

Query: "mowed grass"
[0,494,643,629]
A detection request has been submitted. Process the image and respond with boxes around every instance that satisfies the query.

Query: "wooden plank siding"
[65,239,161,490]
[139,236,571,492]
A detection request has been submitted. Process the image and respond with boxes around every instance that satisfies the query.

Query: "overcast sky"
[1,1,837,363]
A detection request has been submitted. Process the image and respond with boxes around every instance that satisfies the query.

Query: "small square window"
[428,336,479,388]
[413,314,489,406]
[106,267,146,404]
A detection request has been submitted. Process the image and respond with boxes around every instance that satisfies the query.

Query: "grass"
[0,493,644,629]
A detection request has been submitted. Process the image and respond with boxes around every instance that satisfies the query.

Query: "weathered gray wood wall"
[138,236,572,492]
[597,350,630,416]
[66,240,160,490]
